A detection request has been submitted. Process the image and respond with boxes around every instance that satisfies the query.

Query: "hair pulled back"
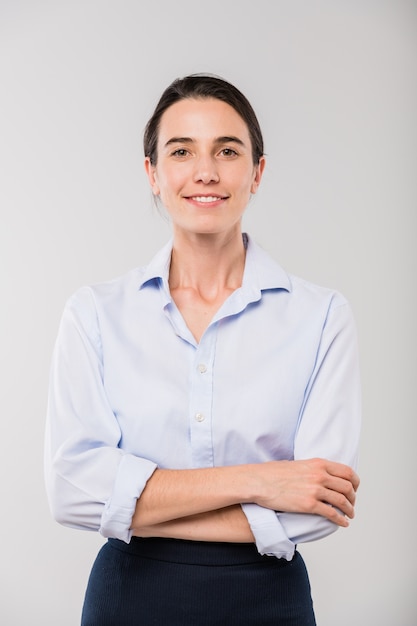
[143,74,264,166]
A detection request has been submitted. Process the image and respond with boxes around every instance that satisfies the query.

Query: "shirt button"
[197,364,207,373]
[195,412,205,422]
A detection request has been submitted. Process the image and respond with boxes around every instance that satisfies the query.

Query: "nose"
[193,155,220,184]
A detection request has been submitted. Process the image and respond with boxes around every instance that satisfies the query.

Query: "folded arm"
[46,288,360,557]
[131,458,359,541]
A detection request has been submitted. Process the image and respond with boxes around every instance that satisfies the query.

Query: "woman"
[45,74,361,625]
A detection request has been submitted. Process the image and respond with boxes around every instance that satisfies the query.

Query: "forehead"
[157,98,250,143]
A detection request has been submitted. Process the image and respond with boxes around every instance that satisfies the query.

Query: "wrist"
[237,462,274,505]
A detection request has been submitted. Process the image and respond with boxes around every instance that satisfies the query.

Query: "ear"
[250,156,266,194]
[144,157,160,195]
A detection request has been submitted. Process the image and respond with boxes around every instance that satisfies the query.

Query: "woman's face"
[145,97,265,239]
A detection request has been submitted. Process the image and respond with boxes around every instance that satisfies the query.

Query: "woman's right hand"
[248,458,360,527]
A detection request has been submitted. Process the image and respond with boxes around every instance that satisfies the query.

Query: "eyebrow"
[164,136,246,148]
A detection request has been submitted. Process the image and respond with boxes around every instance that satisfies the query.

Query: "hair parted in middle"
[143,74,264,167]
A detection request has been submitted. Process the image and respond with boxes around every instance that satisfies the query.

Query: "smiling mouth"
[187,195,227,203]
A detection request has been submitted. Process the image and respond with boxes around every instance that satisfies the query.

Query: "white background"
[1,1,416,624]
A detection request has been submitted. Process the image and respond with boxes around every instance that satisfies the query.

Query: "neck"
[169,228,246,295]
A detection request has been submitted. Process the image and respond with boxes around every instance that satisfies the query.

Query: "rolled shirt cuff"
[241,503,295,561]
[100,454,158,542]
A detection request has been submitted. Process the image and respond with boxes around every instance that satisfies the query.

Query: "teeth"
[193,196,221,203]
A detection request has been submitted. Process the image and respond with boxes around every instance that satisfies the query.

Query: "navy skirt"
[81,538,316,625]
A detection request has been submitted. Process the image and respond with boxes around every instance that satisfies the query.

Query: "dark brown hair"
[143,74,264,166]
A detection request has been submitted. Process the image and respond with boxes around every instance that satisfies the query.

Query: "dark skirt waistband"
[108,537,292,567]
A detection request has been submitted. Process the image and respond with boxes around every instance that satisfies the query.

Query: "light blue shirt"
[45,234,361,560]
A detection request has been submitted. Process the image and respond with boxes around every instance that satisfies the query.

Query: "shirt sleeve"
[44,287,158,543]
[242,297,361,560]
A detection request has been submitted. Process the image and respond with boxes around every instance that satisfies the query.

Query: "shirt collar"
[242,234,291,295]
[137,234,292,298]
[137,238,173,293]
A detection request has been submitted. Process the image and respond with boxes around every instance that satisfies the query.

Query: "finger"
[323,475,356,507]
[352,471,360,492]
[315,502,350,527]
[326,461,360,492]
[319,485,355,519]
[328,492,355,519]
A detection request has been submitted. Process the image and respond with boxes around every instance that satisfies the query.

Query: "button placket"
[189,327,217,468]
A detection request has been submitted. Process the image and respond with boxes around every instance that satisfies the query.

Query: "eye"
[171,148,189,158]
[220,148,238,157]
